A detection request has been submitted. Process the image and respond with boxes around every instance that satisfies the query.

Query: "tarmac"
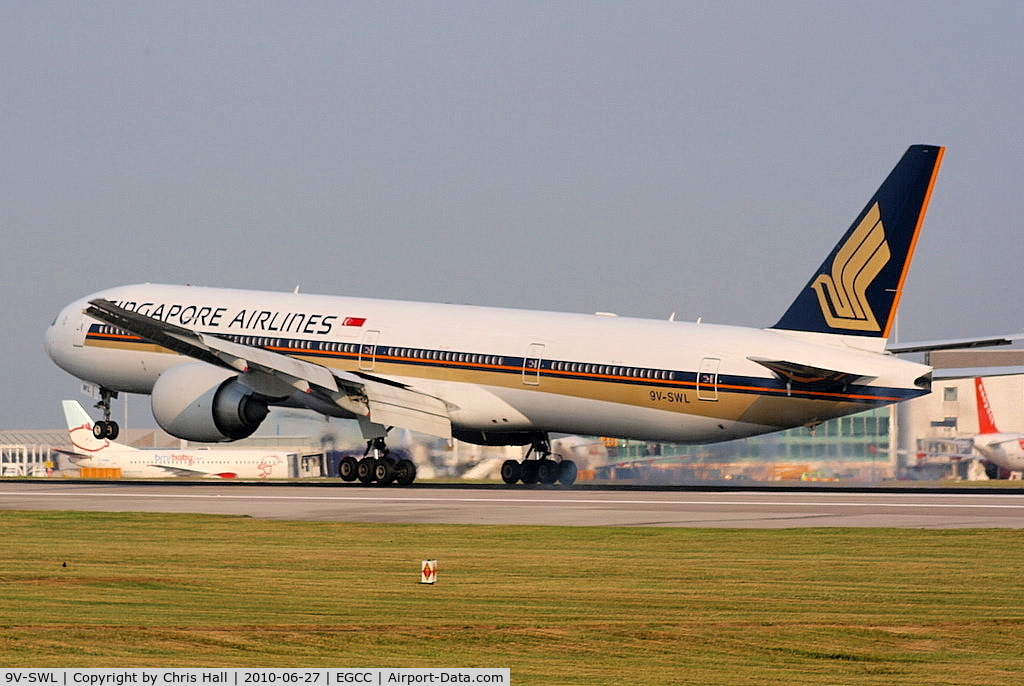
[2,480,1023,528]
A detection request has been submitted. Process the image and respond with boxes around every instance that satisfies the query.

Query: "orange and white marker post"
[420,559,437,584]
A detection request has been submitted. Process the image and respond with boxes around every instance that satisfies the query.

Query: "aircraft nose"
[43,311,62,361]
[44,302,79,366]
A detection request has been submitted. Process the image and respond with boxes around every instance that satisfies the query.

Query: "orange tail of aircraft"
[973,377,1000,434]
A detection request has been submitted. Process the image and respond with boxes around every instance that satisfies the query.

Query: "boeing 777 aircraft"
[46,145,946,486]
[971,378,1024,473]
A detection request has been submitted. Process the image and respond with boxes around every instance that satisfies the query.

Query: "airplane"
[56,399,309,479]
[46,144,952,487]
[970,378,1024,473]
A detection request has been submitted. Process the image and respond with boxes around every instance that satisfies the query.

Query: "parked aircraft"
[57,399,304,479]
[971,378,1024,472]
[46,145,950,486]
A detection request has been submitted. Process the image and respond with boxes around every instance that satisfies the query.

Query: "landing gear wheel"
[338,455,359,481]
[500,459,522,485]
[537,458,559,485]
[520,459,540,485]
[93,388,120,440]
[558,460,578,486]
[357,457,377,484]
[394,459,417,486]
[374,459,396,485]
[92,420,118,440]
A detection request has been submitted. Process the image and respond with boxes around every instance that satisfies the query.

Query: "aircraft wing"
[148,464,221,478]
[84,299,452,438]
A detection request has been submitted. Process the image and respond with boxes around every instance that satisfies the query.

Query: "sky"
[2,1,1023,430]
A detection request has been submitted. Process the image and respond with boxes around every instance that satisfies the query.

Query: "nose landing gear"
[91,388,120,440]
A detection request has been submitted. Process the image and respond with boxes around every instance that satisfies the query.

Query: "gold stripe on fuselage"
[85,335,884,427]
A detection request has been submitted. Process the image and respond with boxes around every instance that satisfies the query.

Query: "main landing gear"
[501,436,577,486]
[338,437,417,486]
[92,388,120,440]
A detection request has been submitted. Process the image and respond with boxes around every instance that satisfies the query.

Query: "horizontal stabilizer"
[887,332,1024,354]
[932,366,1024,380]
[748,357,876,390]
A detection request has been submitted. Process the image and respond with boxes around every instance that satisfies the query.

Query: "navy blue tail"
[772,145,944,339]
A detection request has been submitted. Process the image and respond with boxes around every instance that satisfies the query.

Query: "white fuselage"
[67,447,292,479]
[45,283,931,445]
[973,434,1024,472]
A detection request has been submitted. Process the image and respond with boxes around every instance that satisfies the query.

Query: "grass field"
[2,511,1023,684]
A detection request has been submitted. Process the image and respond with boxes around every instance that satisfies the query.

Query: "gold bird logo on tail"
[811,203,890,332]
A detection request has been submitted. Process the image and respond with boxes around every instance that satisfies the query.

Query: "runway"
[1,481,1022,527]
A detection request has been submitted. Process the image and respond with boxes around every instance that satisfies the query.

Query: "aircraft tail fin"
[974,378,1001,434]
[772,145,944,342]
[62,400,137,454]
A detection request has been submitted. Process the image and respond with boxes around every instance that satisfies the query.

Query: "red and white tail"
[974,378,1001,434]
[62,400,137,454]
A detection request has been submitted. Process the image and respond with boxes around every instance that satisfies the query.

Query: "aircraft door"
[697,357,720,401]
[523,343,545,386]
[73,315,88,347]
[359,330,381,371]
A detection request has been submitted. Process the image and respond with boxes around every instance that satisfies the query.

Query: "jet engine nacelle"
[151,362,270,442]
